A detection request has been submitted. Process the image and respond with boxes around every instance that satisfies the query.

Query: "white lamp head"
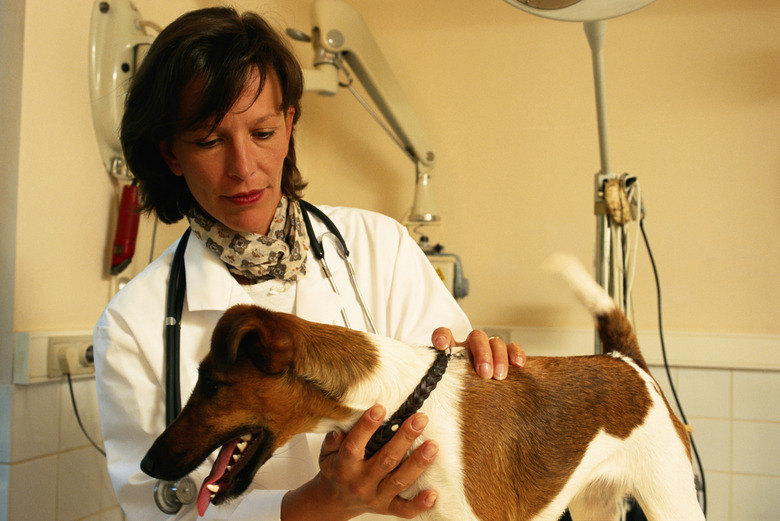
[502,0,655,22]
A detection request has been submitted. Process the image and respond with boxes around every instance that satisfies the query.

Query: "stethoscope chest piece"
[153,477,197,514]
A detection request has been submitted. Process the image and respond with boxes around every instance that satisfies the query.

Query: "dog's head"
[141,304,373,513]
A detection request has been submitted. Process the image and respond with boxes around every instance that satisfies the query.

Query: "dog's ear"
[211,305,295,375]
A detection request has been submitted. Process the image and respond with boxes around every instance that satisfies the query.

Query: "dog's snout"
[140,453,157,477]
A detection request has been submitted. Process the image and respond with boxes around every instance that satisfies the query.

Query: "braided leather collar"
[364,349,450,458]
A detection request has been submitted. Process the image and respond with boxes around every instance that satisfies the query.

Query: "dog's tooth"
[226,465,233,472]
[237,441,247,452]
[206,484,220,493]
[210,494,215,500]
[241,434,253,442]
[233,454,240,462]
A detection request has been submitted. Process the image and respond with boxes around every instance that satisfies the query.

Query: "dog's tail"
[546,253,648,371]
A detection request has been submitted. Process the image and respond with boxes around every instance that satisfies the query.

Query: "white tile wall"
[689,417,731,473]
[733,370,780,422]
[59,378,102,453]
[732,475,780,521]
[668,366,780,521]
[7,454,58,520]
[676,367,732,420]
[1,378,124,521]
[57,447,102,521]
[703,471,731,521]
[10,381,60,463]
[733,421,780,476]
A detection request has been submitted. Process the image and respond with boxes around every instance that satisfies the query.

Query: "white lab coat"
[93,205,472,521]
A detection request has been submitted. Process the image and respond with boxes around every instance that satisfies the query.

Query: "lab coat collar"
[181,227,347,327]
[183,236,254,311]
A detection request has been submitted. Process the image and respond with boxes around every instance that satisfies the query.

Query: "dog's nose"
[141,453,156,476]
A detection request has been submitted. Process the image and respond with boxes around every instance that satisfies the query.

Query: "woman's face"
[161,70,294,235]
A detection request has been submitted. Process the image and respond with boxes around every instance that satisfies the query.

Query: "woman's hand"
[281,405,438,520]
[431,328,525,380]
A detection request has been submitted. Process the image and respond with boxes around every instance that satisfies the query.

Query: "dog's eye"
[200,378,220,398]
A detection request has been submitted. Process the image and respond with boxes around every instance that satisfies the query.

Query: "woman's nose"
[227,138,254,180]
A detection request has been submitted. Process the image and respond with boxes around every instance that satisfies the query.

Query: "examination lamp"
[501,0,655,22]
[289,0,440,224]
[502,0,656,346]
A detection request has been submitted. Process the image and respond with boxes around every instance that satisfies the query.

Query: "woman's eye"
[195,139,219,149]
[254,131,275,140]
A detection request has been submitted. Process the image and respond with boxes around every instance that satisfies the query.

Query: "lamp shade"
[502,0,655,22]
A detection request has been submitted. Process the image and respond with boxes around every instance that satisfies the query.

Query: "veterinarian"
[93,7,524,521]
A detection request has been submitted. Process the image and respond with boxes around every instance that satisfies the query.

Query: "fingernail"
[369,405,385,421]
[513,354,525,367]
[425,492,438,507]
[411,414,429,432]
[478,363,492,379]
[495,365,507,380]
[421,441,438,460]
[433,335,448,349]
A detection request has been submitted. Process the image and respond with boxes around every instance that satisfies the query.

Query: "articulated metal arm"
[294,0,439,223]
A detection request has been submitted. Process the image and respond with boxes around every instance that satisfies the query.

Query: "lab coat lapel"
[181,218,354,325]
[184,236,253,311]
[295,251,348,326]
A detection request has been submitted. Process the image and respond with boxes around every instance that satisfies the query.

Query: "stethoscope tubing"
[165,226,191,426]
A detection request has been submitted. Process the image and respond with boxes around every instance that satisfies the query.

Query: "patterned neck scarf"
[187,197,308,283]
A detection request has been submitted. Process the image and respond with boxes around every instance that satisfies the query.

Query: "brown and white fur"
[142,254,705,520]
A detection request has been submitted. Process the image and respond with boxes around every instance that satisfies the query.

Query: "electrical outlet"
[47,335,95,377]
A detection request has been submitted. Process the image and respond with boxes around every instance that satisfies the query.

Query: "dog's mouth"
[196,429,275,516]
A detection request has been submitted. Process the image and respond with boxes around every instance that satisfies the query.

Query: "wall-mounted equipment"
[419,237,470,300]
[289,0,468,298]
[88,0,156,276]
[288,0,440,225]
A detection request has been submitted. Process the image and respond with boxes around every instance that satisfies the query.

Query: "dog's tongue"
[197,439,239,516]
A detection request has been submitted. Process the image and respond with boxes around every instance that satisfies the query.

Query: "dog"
[141,254,705,520]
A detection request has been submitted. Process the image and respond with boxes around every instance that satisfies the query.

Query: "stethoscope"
[153,200,376,514]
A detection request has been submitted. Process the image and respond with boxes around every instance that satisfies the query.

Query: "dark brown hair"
[121,7,306,224]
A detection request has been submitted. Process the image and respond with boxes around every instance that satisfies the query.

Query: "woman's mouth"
[225,190,264,206]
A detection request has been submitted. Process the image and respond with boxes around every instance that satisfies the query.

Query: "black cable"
[639,219,707,516]
[66,372,106,457]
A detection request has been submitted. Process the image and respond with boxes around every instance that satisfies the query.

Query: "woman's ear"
[158,141,183,176]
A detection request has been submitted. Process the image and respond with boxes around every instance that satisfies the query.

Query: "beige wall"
[8,0,779,339]
[290,0,780,335]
